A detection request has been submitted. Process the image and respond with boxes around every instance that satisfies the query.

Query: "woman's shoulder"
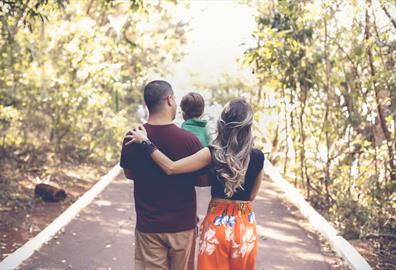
[250,148,265,163]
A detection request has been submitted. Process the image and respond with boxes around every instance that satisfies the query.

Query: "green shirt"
[181,119,212,147]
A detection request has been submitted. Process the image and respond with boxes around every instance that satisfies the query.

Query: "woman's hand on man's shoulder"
[124,125,148,146]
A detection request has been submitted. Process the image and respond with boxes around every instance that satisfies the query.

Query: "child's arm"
[205,127,212,145]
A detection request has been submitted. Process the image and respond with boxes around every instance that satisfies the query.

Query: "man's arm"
[120,132,137,180]
[195,173,210,187]
[123,169,134,180]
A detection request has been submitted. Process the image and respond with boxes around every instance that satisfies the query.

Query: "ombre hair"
[210,98,254,198]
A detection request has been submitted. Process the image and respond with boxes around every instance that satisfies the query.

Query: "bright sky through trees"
[167,1,257,98]
[139,1,258,124]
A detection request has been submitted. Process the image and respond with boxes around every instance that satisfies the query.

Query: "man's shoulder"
[169,125,203,150]
[177,128,202,145]
[169,124,199,140]
[144,123,200,143]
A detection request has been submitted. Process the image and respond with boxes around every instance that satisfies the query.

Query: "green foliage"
[245,0,395,267]
[0,0,187,162]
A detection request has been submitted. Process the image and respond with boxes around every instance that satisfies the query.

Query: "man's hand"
[124,125,148,145]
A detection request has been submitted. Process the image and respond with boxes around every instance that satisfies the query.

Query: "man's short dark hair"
[180,92,205,119]
[144,80,173,113]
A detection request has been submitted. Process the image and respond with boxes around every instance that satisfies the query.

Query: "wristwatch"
[141,139,157,154]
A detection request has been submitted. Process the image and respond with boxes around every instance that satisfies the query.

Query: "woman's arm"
[249,168,264,201]
[125,126,212,175]
[150,147,211,175]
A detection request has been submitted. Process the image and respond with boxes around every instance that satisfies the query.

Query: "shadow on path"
[19,173,347,270]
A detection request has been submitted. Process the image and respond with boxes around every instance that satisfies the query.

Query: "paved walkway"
[19,173,347,270]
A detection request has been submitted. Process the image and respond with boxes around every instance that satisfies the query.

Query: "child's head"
[180,92,205,120]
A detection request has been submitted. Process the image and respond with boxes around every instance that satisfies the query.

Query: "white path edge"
[0,164,121,270]
[264,160,372,270]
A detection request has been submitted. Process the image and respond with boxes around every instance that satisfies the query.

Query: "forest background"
[0,1,395,269]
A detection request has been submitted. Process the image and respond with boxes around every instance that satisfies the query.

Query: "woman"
[126,98,265,270]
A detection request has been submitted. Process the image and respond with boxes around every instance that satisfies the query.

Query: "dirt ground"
[0,146,109,261]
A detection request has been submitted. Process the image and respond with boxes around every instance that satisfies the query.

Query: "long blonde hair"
[210,98,254,198]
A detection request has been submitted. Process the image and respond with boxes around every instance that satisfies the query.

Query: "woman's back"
[209,147,265,201]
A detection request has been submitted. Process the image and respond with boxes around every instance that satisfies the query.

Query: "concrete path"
[19,173,347,270]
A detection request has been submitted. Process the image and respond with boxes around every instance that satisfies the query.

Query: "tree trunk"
[290,88,299,187]
[324,18,331,209]
[282,86,289,175]
[372,1,396,192]
[35,183,67,202]
[365,1,396,185]
[299,84,309,199]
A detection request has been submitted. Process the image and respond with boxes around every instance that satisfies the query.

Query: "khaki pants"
[135,228,196,270]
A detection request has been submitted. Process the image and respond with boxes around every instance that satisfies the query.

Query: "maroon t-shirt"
[120,123,203,233]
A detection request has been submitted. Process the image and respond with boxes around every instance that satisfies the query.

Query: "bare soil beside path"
[18,172,349,270]
[0,152,109,261]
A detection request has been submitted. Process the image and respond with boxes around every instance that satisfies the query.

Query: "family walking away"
[121,80,264,270]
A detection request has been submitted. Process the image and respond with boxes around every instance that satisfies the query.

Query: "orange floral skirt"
[198,200,258,270]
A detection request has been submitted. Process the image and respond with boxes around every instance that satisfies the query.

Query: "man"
[120,80,207,270]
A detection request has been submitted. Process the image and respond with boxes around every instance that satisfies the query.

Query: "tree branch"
[380,1,396,30]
